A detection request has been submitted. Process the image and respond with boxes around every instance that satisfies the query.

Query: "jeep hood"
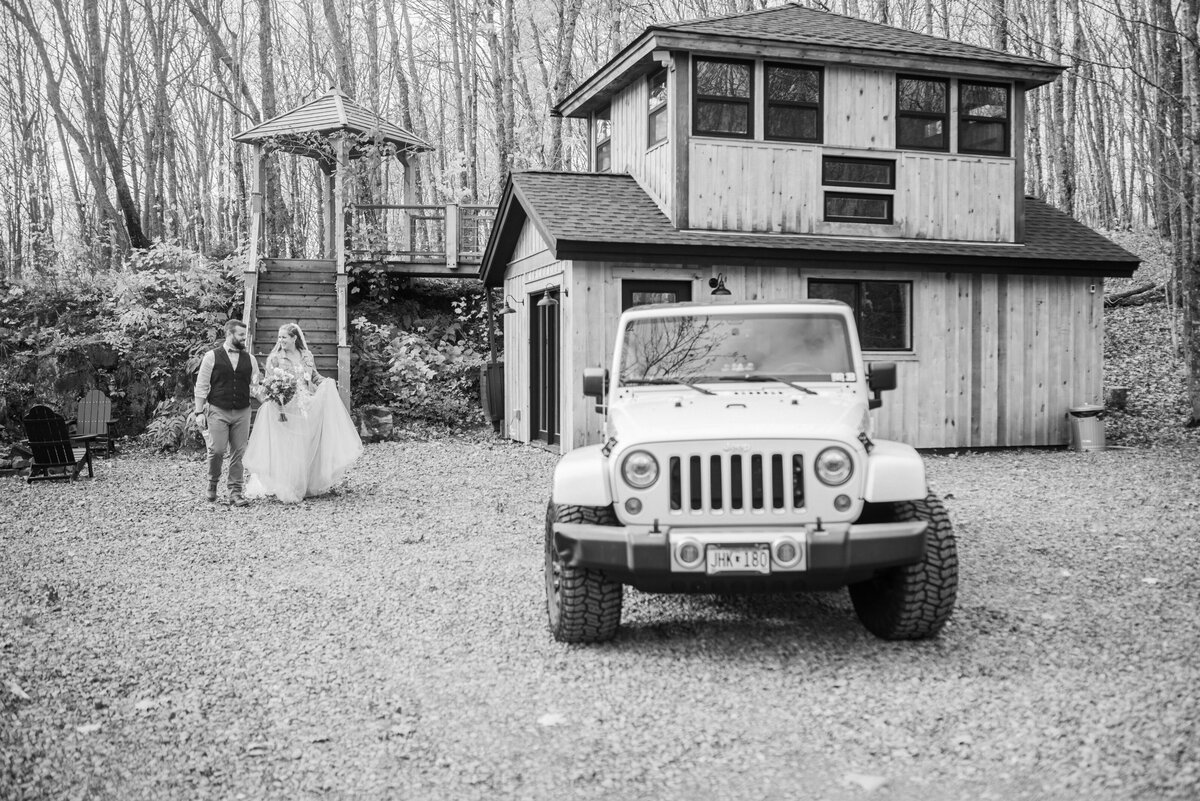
[609,390,867,444]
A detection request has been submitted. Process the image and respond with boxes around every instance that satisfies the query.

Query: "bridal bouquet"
[260,367,299,421]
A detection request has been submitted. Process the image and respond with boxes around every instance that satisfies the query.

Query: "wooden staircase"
[251,259,340,378]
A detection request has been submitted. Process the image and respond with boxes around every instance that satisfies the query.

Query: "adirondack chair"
[22,404,95,482]
[72,388,117,456]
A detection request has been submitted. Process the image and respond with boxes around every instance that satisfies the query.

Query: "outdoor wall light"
[536,288,567,307]
[497,294,522,315]
[709,274,732,296]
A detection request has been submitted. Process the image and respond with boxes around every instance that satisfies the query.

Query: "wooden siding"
[502,219,564,444]
[688,140,1014,241]
[609,74,674,216]
[689,140,820,232]
[825,65,894,149]
[505,260,1103,452]
[896,154,1014,242]
[802,269,1103,448]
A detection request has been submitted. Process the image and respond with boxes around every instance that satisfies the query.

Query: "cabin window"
[822,156,895,189]
[823,192,893,225]
[622,280,693,311]
[596,106,612,172]
[896,76,948,151]
[959,81,1010,156]
[765,63,822,142]
[693,58,753,138]
[648,69,668,146]
[808,279,912,351]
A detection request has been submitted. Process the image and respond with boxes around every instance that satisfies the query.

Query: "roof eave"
[553,237,1137,278]
[553,34,660,118]
[650,31,1064,87]
[555,28,1063,118]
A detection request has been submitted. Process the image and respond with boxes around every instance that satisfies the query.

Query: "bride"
[244,324,363,503]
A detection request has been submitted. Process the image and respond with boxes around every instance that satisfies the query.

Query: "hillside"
[1102,232,1194,447]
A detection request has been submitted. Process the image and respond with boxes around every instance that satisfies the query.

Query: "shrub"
[0,244,242,443]
[350,282,498,429]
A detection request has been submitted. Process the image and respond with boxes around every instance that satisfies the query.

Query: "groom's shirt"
[195,345,260,412]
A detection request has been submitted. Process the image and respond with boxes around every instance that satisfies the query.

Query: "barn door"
[529,290,560,445]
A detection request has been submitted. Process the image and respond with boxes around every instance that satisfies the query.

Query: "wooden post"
[321,161,336,258]
[244,144,266,343]
[1013,82,1026,244]
[671,52,690,228]
[398,151,415,255]
[445,203,459,270]
[334,136,351,410]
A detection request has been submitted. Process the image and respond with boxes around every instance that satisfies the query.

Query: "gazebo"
[232,88,434,406]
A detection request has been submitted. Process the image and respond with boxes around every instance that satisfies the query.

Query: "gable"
[514,217,550,263]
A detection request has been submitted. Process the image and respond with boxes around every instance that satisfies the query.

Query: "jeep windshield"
[619,312,855,386]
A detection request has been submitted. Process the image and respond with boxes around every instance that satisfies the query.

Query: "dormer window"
[693,58,753,138]
[648,69,668,146]
[596,106,612,172]
[896,76,948,151]
[765,63,822,142]
[959,81,1010,155]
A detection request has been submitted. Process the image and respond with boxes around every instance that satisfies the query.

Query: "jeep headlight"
[621,450,659,489]
[815,446,853,486]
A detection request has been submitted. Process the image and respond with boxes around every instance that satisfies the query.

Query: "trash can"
[479,361,505,432]
[1067,403,1105,452]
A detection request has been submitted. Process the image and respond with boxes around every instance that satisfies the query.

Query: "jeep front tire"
[545,502,623,643]
[849,492,958,640]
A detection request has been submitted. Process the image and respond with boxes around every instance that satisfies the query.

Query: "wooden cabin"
[478,3,1139,451]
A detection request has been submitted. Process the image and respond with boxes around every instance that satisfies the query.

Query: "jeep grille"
[668,453,804,513]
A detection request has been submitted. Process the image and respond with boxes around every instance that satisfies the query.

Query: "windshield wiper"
[716,374,818,395]
[623,378,716,396]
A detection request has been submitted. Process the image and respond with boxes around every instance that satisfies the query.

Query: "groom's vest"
[207,347,252,410]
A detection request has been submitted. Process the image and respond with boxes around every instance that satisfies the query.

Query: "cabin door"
[529,290,560,445]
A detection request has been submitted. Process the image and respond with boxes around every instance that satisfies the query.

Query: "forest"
[0,0,1198,434]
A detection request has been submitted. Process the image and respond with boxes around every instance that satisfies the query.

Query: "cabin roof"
[478,171,1140,286]
[556,3,1064,118]
[233,88,432,159]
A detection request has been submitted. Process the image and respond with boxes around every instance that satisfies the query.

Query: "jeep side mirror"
[867,362,897,410]
[582,367,608,400]
[583,367,608,415]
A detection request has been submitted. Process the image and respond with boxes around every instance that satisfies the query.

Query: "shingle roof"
[234,88,432,156]
[479,171,1139,284]
[556,3,1062,117]
[653,3,1059,72]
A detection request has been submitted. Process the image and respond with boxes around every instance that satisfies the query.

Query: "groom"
[192,319,260,506]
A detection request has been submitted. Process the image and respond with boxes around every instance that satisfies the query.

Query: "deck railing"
[347,204,496,269]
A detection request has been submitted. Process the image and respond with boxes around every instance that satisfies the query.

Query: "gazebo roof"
[233,88,433,159]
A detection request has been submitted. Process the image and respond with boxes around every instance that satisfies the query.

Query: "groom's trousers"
[207,405,251,493]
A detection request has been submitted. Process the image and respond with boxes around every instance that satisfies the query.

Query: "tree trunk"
[322,0,354,95]
[1180,0,1200,425]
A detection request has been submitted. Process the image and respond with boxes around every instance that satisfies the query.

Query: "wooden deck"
[346,203,494,276]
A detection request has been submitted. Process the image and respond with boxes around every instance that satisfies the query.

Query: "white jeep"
[545,300,957,642]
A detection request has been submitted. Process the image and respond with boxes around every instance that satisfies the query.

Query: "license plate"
[706,545,771,575]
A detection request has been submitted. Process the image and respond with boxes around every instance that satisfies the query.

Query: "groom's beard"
[231,340,247,351]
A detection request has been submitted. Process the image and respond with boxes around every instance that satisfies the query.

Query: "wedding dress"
[243,350,363,503]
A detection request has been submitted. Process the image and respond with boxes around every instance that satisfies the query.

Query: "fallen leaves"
[843,772,888,792]
[5,677,31,700]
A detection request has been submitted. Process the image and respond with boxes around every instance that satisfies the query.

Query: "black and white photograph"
[1,0,1197,798]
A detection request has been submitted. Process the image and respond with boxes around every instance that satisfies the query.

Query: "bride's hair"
[274,323,308,353]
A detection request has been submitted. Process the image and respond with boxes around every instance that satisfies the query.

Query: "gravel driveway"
[2,435,1198,800]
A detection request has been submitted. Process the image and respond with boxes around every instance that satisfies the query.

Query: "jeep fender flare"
[862,439,927,502]
[551,444,614,508]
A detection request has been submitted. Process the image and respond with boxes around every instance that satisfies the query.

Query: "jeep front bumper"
[551,520,928,592]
